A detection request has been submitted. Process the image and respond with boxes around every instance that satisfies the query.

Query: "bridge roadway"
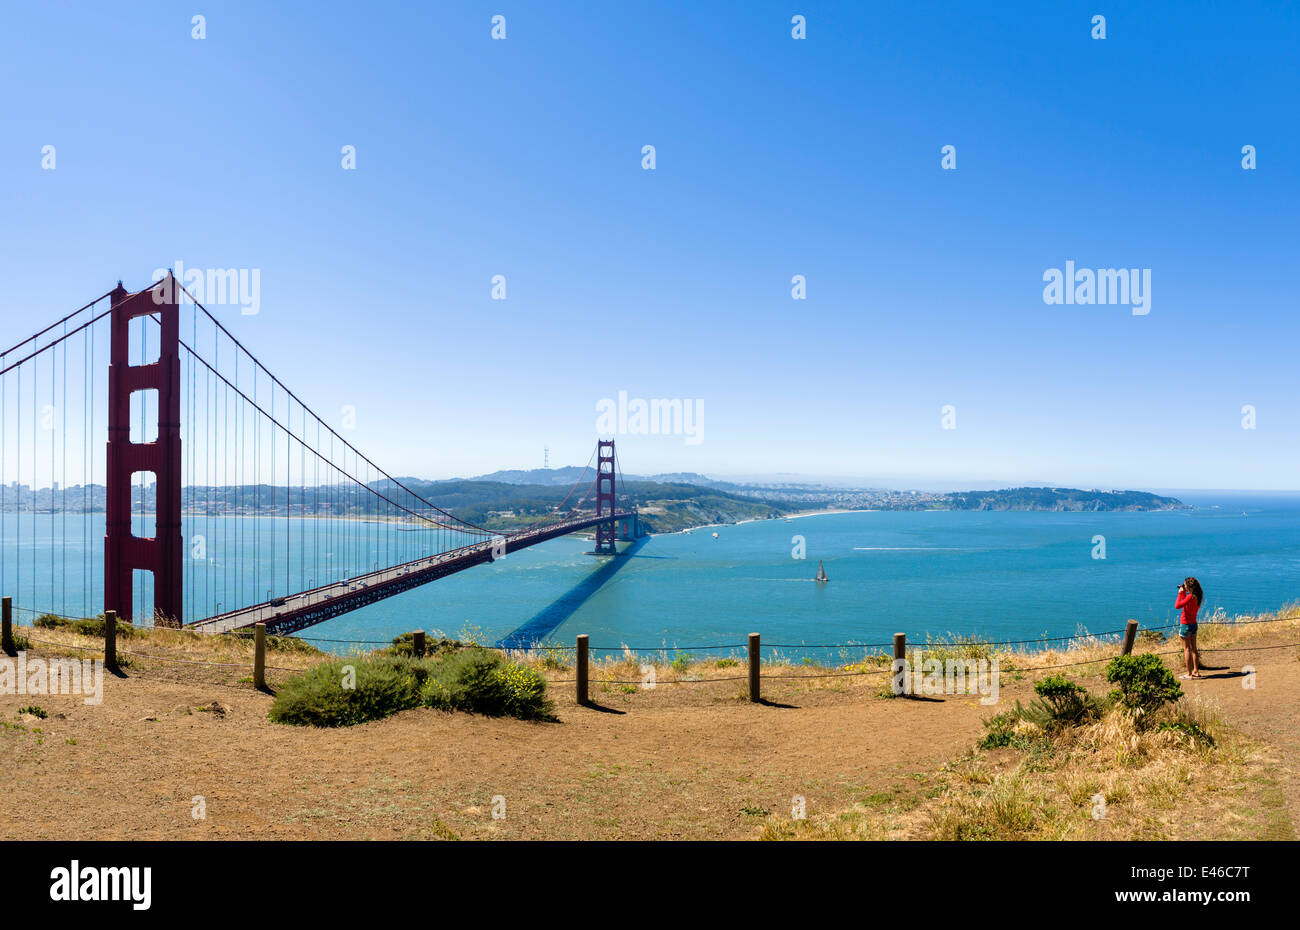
[188,511,634,636]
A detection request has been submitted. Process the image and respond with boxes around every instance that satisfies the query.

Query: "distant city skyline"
[2,2,1297,490]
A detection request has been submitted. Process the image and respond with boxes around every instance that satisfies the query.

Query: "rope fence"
[4,595,1297,705]
[10,601,1296,656]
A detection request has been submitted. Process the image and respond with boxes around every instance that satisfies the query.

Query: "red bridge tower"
[104,276,183,626]
[594,439,617,555]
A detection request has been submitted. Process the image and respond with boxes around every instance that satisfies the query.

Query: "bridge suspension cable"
[174,281,495,536]
[0,279,633,633]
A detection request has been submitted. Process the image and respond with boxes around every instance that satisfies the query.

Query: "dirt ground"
[2,632,1297,840]
[1193,640,1300,834]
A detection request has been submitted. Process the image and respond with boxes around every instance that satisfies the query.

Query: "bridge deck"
[189,512,634,636]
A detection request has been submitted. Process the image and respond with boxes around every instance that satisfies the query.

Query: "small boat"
[815,560,828,583]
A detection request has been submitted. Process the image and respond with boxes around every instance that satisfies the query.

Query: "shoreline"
[653,507,875,537]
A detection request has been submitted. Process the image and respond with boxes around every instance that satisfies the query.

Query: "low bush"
[1022,674,1106,730]
[978,706,1049,750]
[269,655,426,727]
[979,710,1020,748]
[270,647,552,727]
[1106,654,1183,723]
[385,632,462,658]
[419,647,551,719]
[923,634,993,663]
[262,633,323,656]
[978,675,1104,748]
[35,613,136,638]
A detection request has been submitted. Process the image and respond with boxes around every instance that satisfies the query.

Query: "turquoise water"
[4,492,1298,656]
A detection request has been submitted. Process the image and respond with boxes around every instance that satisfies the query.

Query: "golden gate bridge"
[0,275,637,636]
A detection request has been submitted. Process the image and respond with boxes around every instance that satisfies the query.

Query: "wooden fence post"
[253,622,267,690]
[576,634,589,706]
[748,632,760,703]
[104,610,118,669]
[1,596,12,653]
[1122,619,1138,656]
[893,632,907,696]
[413,630,426,658]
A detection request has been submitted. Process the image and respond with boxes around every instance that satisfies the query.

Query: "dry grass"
[750,602,1300,841]
[758,690,1288,841]
[502,642,895,692]
[992,601,1300,676]
[14,621,329,675]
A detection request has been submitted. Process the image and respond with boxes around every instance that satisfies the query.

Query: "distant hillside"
[1,473,1183,531]
[468,466,733,489]
[640,472,733,488]
[386,476,796,533]
[467,466,592,486]
[939,487,1184,512]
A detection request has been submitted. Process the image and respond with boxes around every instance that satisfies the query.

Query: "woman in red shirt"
[1176,576,1203,679]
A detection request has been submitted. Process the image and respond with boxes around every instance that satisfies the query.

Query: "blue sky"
[2,1,1297,489]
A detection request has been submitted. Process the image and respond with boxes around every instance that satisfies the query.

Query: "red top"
[1175,590,1200,624]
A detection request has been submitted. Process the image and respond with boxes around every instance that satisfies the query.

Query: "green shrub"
[1105,654,1183,721]
[34,613,135,638]
[262,633,323,656]
[670,652,690,673]
[270,647,551,727]
[419,647,551,719]
[223,630,321,655]
[978,706,1050,750]
[1024,674,1105,730]
[268,655,425,727]
[979,710,1020,748]
[77,616,135,638]
[385,632,462,658]
[924,634,993,663]
[18,705,47,719]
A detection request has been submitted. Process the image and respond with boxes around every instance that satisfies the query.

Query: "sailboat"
[815,560,828,583]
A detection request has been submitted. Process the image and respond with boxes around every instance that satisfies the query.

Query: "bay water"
[4,492,1296,658]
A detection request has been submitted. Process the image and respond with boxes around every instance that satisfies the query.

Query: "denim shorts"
[1179,623,1197,638]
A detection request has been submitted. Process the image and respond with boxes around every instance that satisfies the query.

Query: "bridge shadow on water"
[496,537,649,649]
